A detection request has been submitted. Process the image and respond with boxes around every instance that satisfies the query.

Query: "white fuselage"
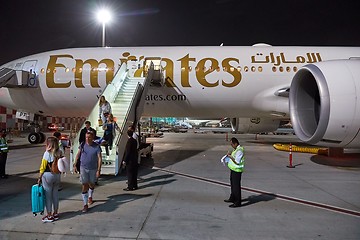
[1,46,359,118]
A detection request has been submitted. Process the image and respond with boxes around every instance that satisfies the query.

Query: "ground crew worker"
[0,129,9,179]
[224,137,245,208]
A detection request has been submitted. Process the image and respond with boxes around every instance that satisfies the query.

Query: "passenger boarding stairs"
[0,60,39,88]
[70,61,160,175]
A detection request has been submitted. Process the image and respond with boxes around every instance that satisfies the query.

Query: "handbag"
[98,118,103,126]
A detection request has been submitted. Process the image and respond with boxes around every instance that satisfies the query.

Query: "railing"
[114,62,155,173]
[69,63,128,172]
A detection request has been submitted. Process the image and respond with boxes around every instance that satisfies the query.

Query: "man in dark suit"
[79,121,97,144]
[122,129,139,191]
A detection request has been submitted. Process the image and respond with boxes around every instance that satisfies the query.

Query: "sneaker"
[42,215,54,223]
[88,197,94,205]
[53,213,59,221]
[82,204,88,213]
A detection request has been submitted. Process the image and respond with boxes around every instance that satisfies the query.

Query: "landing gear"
[28,132,46,144]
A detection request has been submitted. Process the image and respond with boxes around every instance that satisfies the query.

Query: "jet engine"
[289,59,360,148]
[230,117,280,134]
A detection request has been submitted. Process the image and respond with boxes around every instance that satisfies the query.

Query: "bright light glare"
[97,9,111,24]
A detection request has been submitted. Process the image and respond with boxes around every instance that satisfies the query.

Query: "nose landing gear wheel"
[28,132,40,144]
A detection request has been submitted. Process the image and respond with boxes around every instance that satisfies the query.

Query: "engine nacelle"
[230,117,280,134]
[289,59,360,148]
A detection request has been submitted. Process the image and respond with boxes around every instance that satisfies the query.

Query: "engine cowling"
[231,117,280,134]
[289,59,360,148]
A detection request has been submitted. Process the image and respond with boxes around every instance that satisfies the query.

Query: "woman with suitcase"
[37,137,62,222]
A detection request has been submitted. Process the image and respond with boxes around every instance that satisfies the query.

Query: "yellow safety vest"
[227,145,244,172]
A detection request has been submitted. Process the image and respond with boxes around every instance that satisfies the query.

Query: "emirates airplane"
[0,44,359,150]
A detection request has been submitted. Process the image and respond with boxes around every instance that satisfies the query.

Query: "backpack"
[48,157,60,174]
[76,142,85,172]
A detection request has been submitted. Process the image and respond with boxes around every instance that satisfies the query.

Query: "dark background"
[1,0,359,65]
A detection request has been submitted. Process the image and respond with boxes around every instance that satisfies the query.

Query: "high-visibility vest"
[0,138,8,153]
[227,145,244,172]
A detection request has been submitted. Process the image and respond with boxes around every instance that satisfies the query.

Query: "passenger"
[37,137,62,222]
[73,131,102,213]
[99,96,112,126]
[53,131,65,155]
[224,137,245,208]
[0,129,9,179]
[122,129,139,191]
[102,114,119,156]
[53,131,65,191]
[79,121,97,144]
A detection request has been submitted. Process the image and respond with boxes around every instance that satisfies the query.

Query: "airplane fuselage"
[1,46,359,119]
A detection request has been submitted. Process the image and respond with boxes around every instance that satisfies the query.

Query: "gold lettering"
[178,54,195,87]
[161,58,175,87]
[196,58,219,87]
[221,58,241,87]
[75,59,114,88]
[46,55,72,88]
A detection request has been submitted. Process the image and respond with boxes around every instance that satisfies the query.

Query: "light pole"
[97,9,111,47]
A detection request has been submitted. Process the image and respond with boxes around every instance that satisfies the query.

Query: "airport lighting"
[96,9,111,47]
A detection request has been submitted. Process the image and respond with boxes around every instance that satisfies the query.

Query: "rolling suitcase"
[31,184,45,216]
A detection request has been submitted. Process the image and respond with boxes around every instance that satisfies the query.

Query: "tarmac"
[0,131,360,239]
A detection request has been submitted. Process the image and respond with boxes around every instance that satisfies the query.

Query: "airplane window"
[258,66,263,72]
[286,66,290,72]
[216,67,220,72]
[40,68,45,74]
[79,68,83,73]
[188,66,192,72]
[53,69,57,73]
[279,66,284,72]
[230,67,235,72]
[47,69,51,74]
[251,66,255,72]
[272,67,277,72]
[195,67,199,72]
[223,67,227,71]
[244,66,248,72]
[72,68,76,73]
[293,66,298,72]
[237,67,241,72]
[65,68,70,73]
[181,67,186,71]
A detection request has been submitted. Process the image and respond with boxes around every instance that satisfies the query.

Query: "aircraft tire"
[39,132,46,143]
[28,132,40,144]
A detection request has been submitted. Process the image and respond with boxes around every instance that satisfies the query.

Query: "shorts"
[80,168,97,184]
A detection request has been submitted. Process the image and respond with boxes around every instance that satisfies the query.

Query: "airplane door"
[21,60,38,87]
[22,60,37,72]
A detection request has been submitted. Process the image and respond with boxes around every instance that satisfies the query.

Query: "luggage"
[31,184,45,216]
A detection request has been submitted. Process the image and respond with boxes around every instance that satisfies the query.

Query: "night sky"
[1,0,359,65]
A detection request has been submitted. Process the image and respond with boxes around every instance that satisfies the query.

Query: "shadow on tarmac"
[241,193,276,207]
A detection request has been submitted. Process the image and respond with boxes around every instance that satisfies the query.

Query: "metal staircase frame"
[70,61,155,175]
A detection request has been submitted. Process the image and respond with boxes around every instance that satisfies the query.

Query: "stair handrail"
[70,63,127,172]
[114,61,155,146]
[114,82,143,146]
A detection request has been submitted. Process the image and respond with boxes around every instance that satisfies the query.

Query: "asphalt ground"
[0,131,359,239]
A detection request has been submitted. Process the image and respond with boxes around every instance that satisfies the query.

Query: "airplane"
[176,118,225,128]
[0,44,359,154]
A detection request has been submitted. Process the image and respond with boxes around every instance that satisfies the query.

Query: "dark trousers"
[230,170,242,205]
[103,133,113,156]
[126,163,138,189]
[0,152,8,176]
